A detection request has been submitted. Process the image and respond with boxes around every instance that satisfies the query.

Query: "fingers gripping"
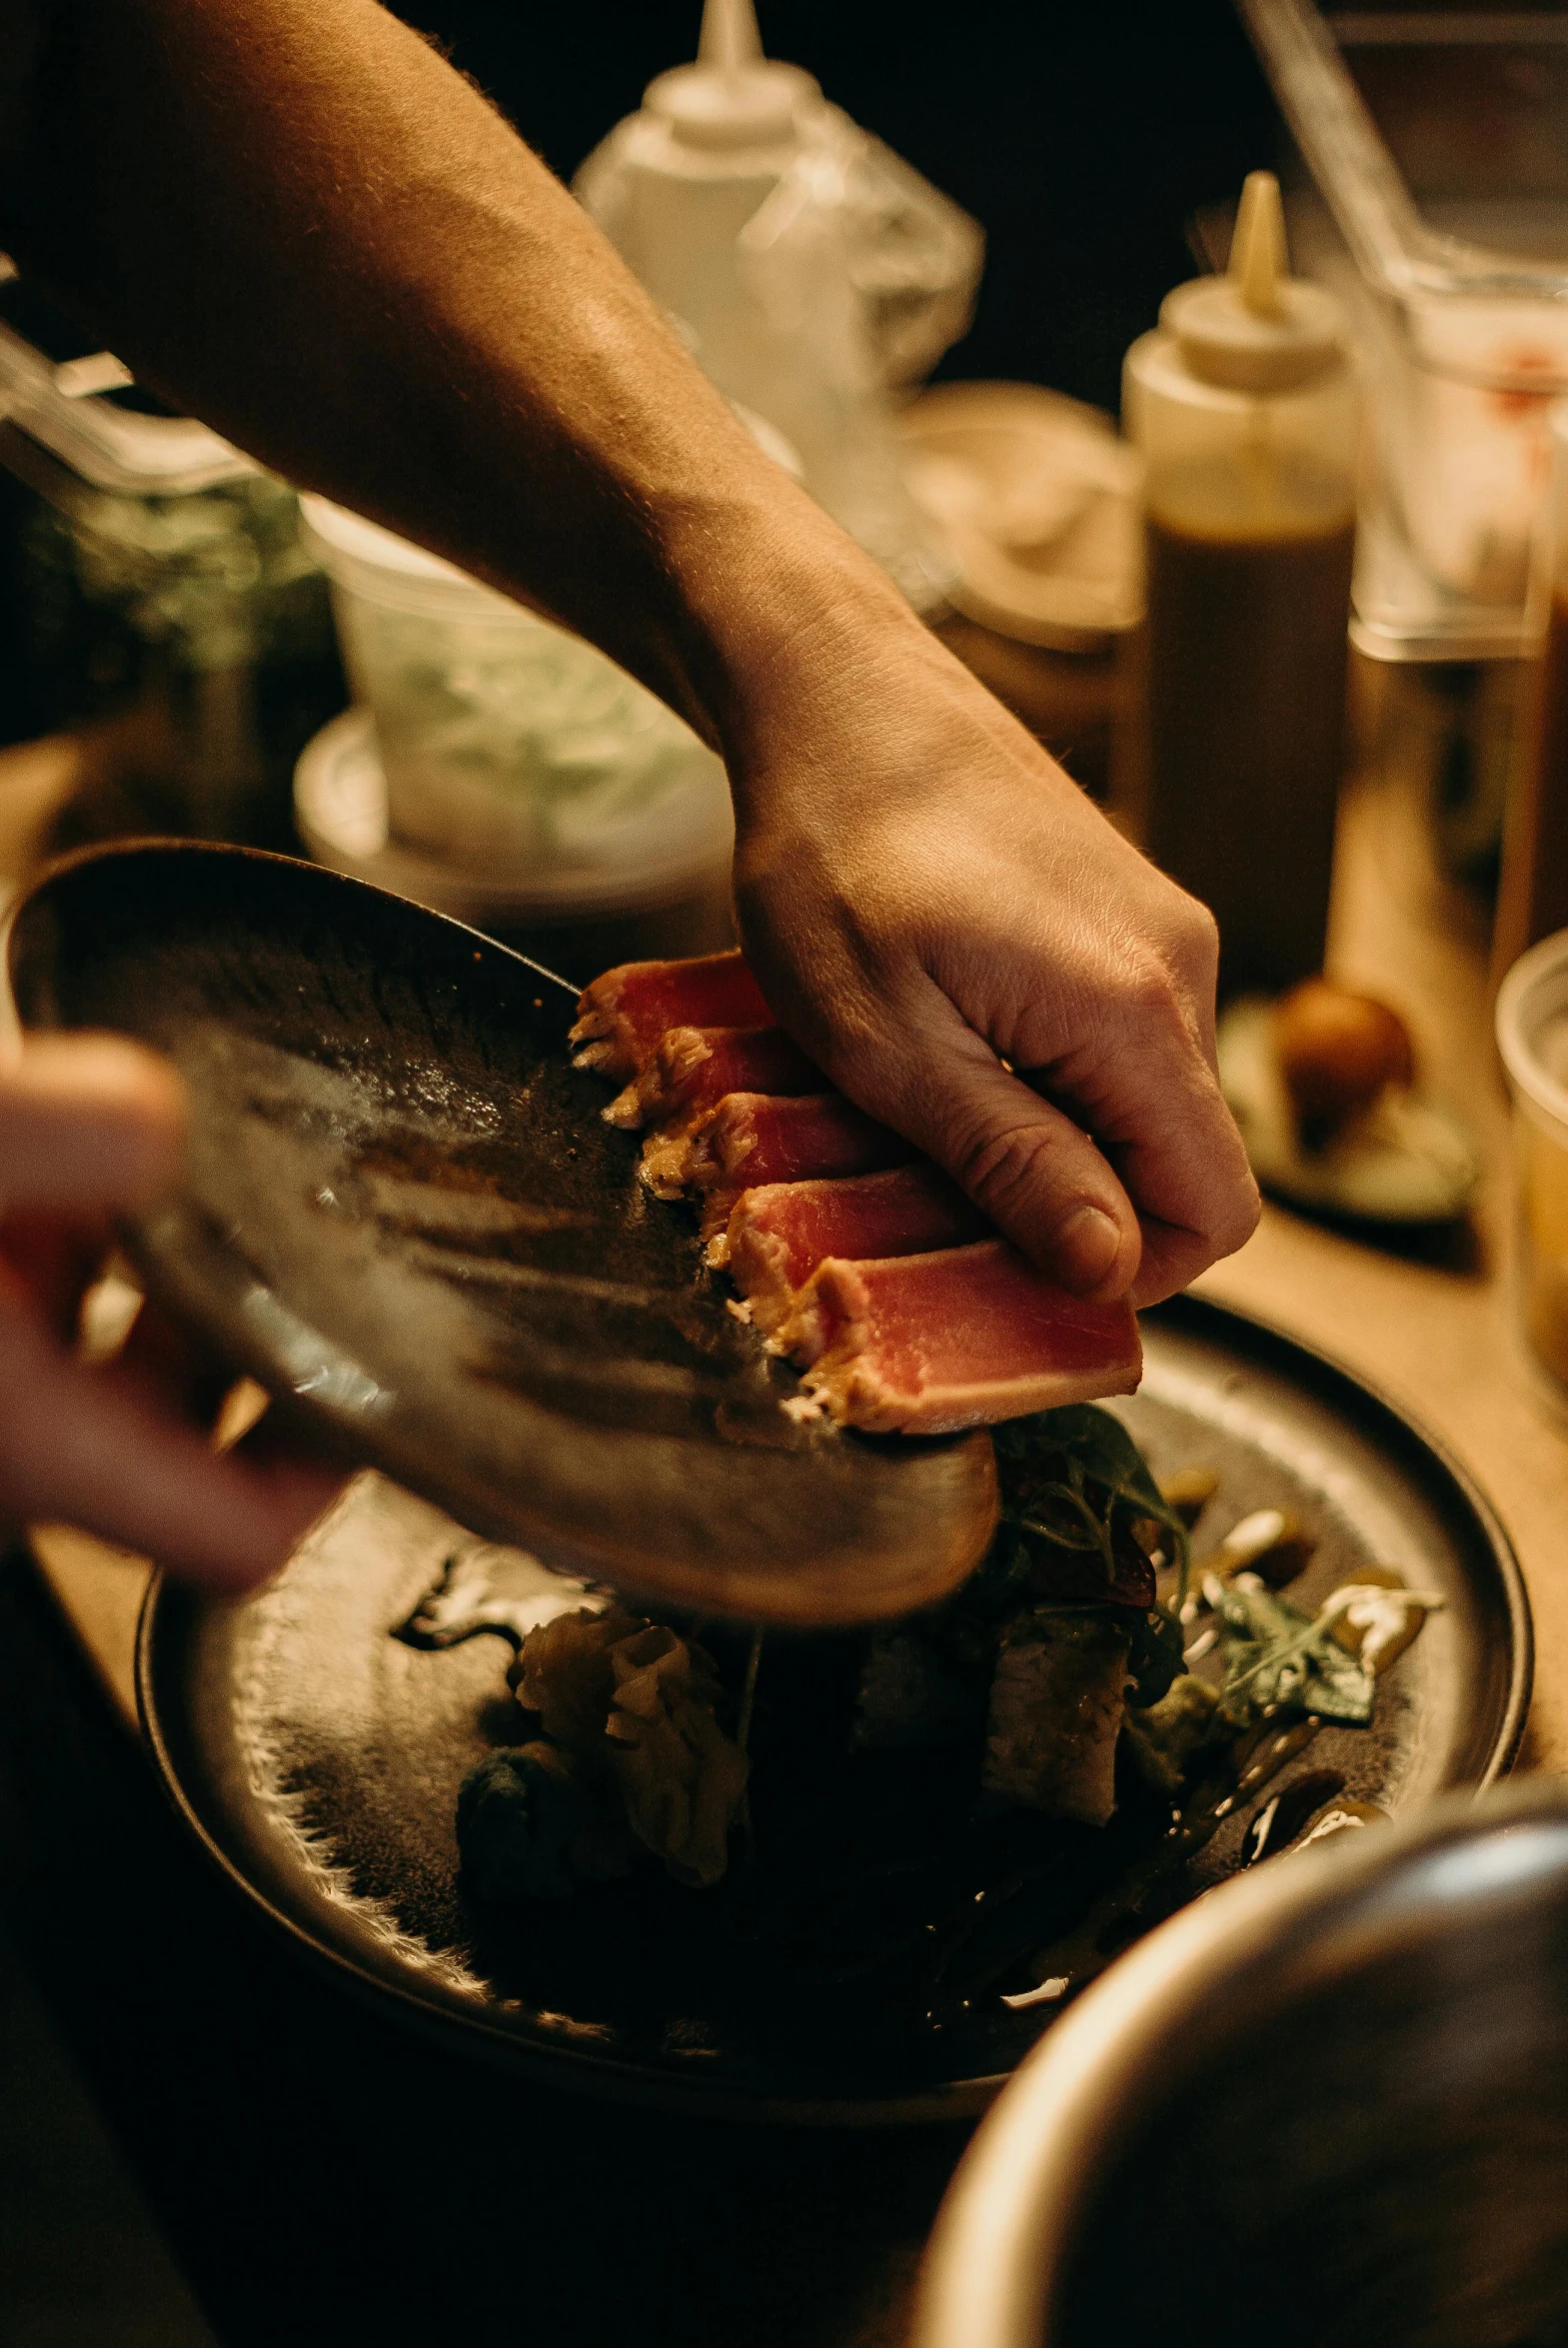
[835,1003,1146,1299]
[928,1081,1143,1297]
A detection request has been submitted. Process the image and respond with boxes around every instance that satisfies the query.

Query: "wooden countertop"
[1194,761,1564,1772]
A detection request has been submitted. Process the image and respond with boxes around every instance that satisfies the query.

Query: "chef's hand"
[727,582,1259,1310]
[0,1035,345,1586]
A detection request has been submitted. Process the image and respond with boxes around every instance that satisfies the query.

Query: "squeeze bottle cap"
[1160,172,1346,394]
[644,0,816,152]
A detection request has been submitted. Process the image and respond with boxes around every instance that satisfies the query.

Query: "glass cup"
[1496,927,1568,1393]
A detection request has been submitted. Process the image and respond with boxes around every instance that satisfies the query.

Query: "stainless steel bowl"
[914,1780,1568,2348]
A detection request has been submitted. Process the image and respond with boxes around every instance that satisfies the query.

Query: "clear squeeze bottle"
[1123,172,1359,998]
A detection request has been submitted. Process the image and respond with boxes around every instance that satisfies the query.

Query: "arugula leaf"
[1210,1577,1374,1728]
[994,1404,1166,1506]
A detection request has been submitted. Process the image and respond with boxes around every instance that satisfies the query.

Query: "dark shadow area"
[1264,1195,1488,1279]
[0,1548,969,2348]
[390,0,1281,415]
[0,1817,216,2348]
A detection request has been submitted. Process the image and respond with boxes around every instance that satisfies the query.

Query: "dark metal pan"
[6,841,996,1625]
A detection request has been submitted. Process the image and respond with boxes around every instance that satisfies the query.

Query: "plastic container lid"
[1161,172,1347,394]
[295,707,735,918]
[897,382,1142,651]
[298,494,532,623]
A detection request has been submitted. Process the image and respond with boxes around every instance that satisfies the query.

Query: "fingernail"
[1051,1204,1123,1294]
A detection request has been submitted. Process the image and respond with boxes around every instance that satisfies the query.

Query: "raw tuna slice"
[717,1165,989,1333]
[663,1091,915,1209]
[775,1239,1141,1434]
[571,952,772,1082]
[604,1024,818,1133]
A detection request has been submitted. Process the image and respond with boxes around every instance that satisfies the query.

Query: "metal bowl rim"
[911,1775,1568,2348]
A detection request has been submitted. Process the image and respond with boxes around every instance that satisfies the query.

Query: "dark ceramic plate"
[7,842,995,1626]
[136,1296,1530,2124]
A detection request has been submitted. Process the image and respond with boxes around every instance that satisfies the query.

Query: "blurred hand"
[731,611,1259,1309]
[0,1034,345,1587]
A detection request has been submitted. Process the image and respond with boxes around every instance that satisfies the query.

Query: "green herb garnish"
[1208,1575,1374,1728]
[965,1406,1190,1709]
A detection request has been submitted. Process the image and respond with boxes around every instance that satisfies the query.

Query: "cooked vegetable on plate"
[424,1395,1437,2027]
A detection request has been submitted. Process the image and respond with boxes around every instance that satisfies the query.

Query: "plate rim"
[135,1291,1533,2127]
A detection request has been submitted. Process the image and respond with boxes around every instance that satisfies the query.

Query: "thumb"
[844,1000,1143,1300]
[0,1036,187,1212]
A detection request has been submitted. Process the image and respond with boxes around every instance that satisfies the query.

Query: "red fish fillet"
[570,952,772,1082]
[678,1091,913,1194]
[604,1024,818,1133]
[774,1239,1142,1435]
[656,1092,919,1222]
[718,1166,989,1333]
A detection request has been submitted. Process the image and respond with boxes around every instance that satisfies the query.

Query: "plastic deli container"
[295,708,735,980]
[573,0,979,616]
[0,268,341,847]
[1496,927,1568,1398]
[298,496,735,920]
[1241,0,1568,665]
